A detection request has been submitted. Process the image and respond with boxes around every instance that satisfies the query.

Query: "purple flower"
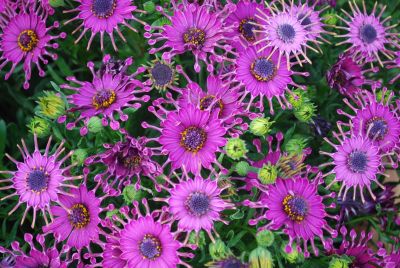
[335,1,398,66]
[0,2,66,89]
[145,2,235,72]
[326,53,380,98]
[43,186,101,250]
[0,135,82,228]
[337,89,400,168]
[235,44,308,114]
[156,175,233,238]
[85,134,161,193]
[245,175,337,257]
[144,103,227,175]
[378,239,400,268]
[59,55,150,135]
[64,0,146,51]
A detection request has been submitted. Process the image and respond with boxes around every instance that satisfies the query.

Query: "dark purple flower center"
[92,89,116,110]
[183,28,206,48]
[185,192,210,216]
[277,23,296,43]
[360,24,377,44]
[347,150,368,173]
[199,95,224,116]
[366,117,388,141]
[180,126,207,153]
[28,170,48,192]
[250,57,277,82]
[139,234,162,260]
[91,0,116,18]
[120,148,142,169]
[69,204,90,229]
[298,13,312,30]
[151,62,173,87]
[334,70,348,87]
[18,30,38,52]
[239,18,259,42]
[282,194,308,222]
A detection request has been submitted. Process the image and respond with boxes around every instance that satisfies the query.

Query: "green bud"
[284,136,308,155]
[293,102,316,123]
[256,230,274,248]
[235,161,250,176]
[87,116,103,133]
[250,117,274,136]
[28,117,51,138]
[328,257,351,268]
[209,239,229,261]
[37,91,65,120]
[323,11,338,26]
[122,184,143,204]
[225,138,247,160]
[71,149,88,166]
[281,243,303,264]
[143,1,155,13]
[287,89,308,109]
[258,164,278,185]
[249,247,274,268]
[49,0,65,7]
[188,231,206,248]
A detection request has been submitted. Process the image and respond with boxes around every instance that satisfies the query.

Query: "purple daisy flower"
[0,135,82,228]
[0,234,69,268]
[42,186,101,250]
[327,226,379,268]
[144,103,227,175]
[334,1,399,66]
[244,175,337,257]
[155,175,234,240]
[64,0,146,51]
[378,239,400,268]
[0,2,66,89]
[59,55,150,135]
[321,127,384,202]
[224,0,270,47]
[235,44,308,114]
[337,89,400,168]
[326,53,380,99]
[254,2,317,68]
[85,133,161,193]
[145,1,235,72]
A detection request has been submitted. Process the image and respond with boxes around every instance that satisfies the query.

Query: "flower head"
[64,0,146,51]
[59,55,150,135]
[0,1,66,89]
[37,91,66,120]
[0,135,81,228]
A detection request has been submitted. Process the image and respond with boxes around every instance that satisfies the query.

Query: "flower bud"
[37,91,65,120]
[143,1,155,13]
[328,257,351,268]
[209,239,229,261]
[294,102,316,123]
[188,231,206,248]
[235,161,250,176]
[71,149,88,166]
[323,11,338,26]
[225,138,247,160]
[249,247,273,268]
[258,164,278,185]
[249,117,273,136]
[284,136,308,155]
[28,117,51,138]
[122,184,143,204]
[87,116,103,133]
[281,243,303,264]
[288,89,307,109]
[256,230,274,248]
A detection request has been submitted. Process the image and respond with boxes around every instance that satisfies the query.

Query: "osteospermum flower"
[64,0,146,51]
[320,127,384,202]
[0,234,69,267]
[90,199,194,268]
[0,135,81,227]
[234,44,308,114]
[224,0,269,47]
[43,186,101,250]
[337,89,400,167]
[155,174,234,240]
[145,1,235,72]
[85,133,161,193]
[244,175,337,257]
[378,238,400,268]
[143,103,227,175]
[0,2,66,89]
[334,0,399,66]
[326,53,380,99]
[59,55,150,135]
